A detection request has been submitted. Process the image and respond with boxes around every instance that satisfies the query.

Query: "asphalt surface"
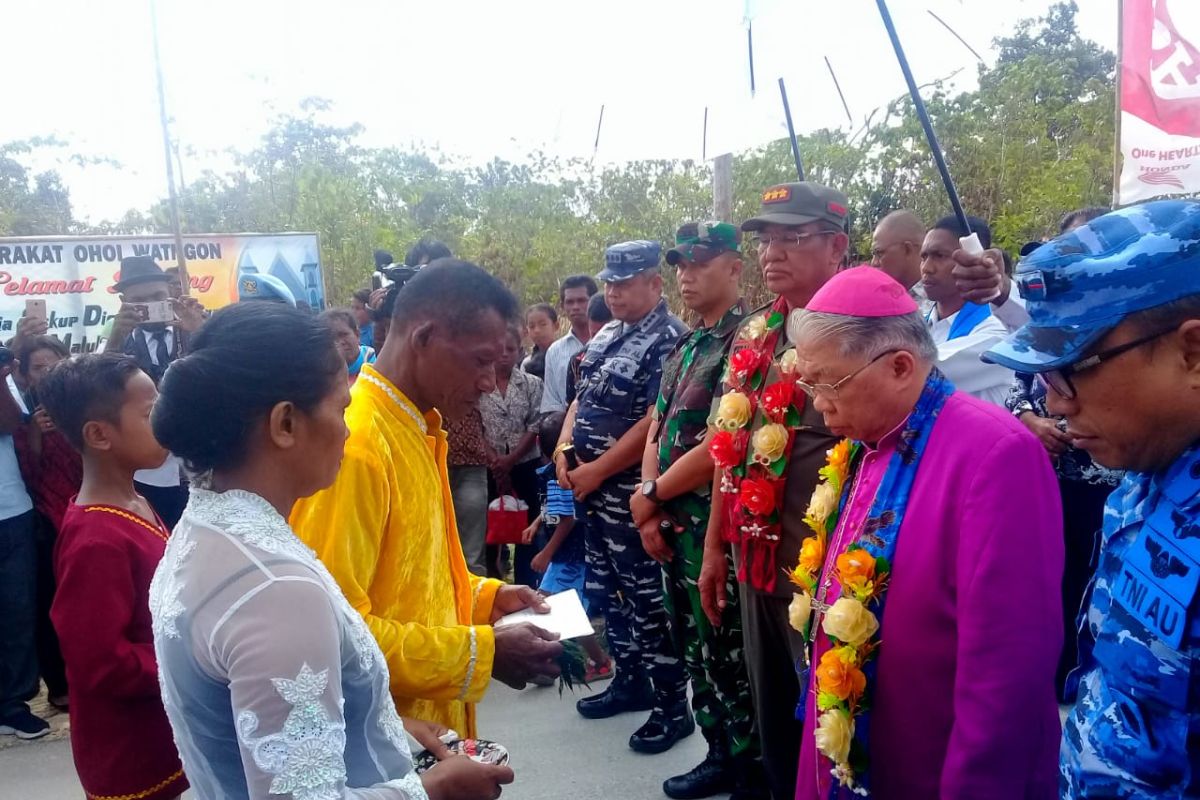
[0,680,711,800]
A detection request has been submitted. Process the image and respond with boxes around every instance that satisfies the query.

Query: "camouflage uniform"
[574,298,689,712]
[977,201,1200,799]
[653,300,758,758]
[1060,445,1200,798]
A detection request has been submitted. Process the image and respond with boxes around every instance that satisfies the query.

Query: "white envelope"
[493,589,594,640]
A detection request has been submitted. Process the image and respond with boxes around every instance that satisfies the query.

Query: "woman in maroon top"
[40,354,187,800]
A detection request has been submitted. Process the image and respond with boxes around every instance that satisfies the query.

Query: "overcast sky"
[2,0,1116,224]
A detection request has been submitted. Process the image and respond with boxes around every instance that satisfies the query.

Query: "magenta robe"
[796,391,1063,800]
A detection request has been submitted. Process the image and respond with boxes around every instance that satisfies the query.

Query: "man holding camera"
[104,256,205,528]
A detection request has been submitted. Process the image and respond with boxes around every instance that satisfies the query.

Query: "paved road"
[0,681,709,800]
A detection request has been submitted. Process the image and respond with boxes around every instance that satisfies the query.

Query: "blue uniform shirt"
[1061,444,1200,798]
[572,299,686,471]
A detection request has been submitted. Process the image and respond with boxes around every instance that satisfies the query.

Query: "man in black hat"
[103,256,205,527]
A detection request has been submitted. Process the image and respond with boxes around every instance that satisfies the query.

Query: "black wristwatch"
[641,479,661,503]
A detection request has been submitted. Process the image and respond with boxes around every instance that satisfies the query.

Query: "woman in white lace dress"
[148,303,513,800]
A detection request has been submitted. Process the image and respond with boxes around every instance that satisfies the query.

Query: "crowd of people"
[0,180,1196,800]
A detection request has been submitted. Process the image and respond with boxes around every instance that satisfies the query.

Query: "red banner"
[1119,0,1200,204]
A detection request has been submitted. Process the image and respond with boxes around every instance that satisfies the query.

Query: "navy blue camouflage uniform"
[573,298,689,712]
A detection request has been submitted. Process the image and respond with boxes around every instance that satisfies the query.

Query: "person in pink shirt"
[784,266,1063,799]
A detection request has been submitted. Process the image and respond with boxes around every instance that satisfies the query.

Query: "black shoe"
[663,747,734,799]
[0,709,50,740]
[575,679,654,720]
[629,704,695,754]
[728,753,771,800]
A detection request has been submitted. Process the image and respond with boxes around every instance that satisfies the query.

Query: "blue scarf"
[946,301,991,340]
[806,368,955,797]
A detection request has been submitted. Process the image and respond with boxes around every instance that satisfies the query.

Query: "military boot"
[629,701,695,754]
[662,734,734,798]
[575,674,654,720]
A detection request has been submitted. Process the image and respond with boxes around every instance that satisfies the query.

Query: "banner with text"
[1119,0,1200,205]
[0,233,324,353]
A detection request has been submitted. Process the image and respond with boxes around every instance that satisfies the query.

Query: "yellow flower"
[827,440,853,485]
[751,423,788,464]
[804,481,839,530]
[814,709,854,766]
[743,314,768,341]
[817,690,842,711]
[830,644,860,667]
[715,392,752,431]
[788,592,812,633]
[798,535,825,576]
[778,347,799,376]
[822,597,879,647]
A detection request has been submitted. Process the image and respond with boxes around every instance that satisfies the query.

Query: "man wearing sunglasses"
[983,200,1200,800]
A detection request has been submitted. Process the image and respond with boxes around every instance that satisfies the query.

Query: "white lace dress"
[149,489,428,800]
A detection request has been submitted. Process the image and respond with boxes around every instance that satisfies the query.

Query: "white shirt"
[991,283,1030,333]
[0,375,32,521]
[131,327,182,487]
[135,453,182,488]
[927,305,1016,407]
[138,328,175,367]
[540,331,587,414]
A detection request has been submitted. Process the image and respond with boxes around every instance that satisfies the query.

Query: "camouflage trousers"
[582,480,688,712]
[662,508,759,759]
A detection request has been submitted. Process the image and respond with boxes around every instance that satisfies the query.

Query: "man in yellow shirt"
[292,259,563,738]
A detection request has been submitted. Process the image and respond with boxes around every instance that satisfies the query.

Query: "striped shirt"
[537,463,575,523]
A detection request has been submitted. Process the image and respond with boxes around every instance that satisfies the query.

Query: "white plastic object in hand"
[959,232,984,256]
[959,232,1002,303]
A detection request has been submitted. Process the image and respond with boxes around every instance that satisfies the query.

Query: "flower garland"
[785,367,955,796]
[707,297,807,592]
[787,439,887,796]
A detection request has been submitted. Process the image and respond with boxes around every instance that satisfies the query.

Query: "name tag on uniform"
[1113,562,1190,650]
[1136,514,1200,606]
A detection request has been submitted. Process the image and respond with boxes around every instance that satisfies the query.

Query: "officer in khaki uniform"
[555,240,692,754]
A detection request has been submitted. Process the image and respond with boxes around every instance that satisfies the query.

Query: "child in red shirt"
[40,354,187,800]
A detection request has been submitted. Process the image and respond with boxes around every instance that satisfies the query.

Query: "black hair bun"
[152,303,344,475]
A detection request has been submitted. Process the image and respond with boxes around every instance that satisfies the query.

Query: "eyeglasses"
[797,349,899,400]
[1036,328,1173,400]
[752,231,837,250]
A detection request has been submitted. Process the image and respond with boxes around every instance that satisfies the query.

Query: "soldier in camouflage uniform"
[982,200,1200,799]
[555,240,692,754]
[629,222,765,800]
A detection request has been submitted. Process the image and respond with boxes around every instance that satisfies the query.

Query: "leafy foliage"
[0,2,1117,307]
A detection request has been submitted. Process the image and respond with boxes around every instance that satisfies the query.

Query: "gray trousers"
[449,465,488,576]
[740,584,808,800]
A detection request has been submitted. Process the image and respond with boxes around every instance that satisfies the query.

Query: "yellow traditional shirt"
[290,364,501,737]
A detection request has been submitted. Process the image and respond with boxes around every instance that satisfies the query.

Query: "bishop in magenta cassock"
[784,267,1063,799]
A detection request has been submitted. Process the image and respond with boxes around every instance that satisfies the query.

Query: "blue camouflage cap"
[597,240,661,283]
[237,272,297,306]
[984,200,1200,372]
